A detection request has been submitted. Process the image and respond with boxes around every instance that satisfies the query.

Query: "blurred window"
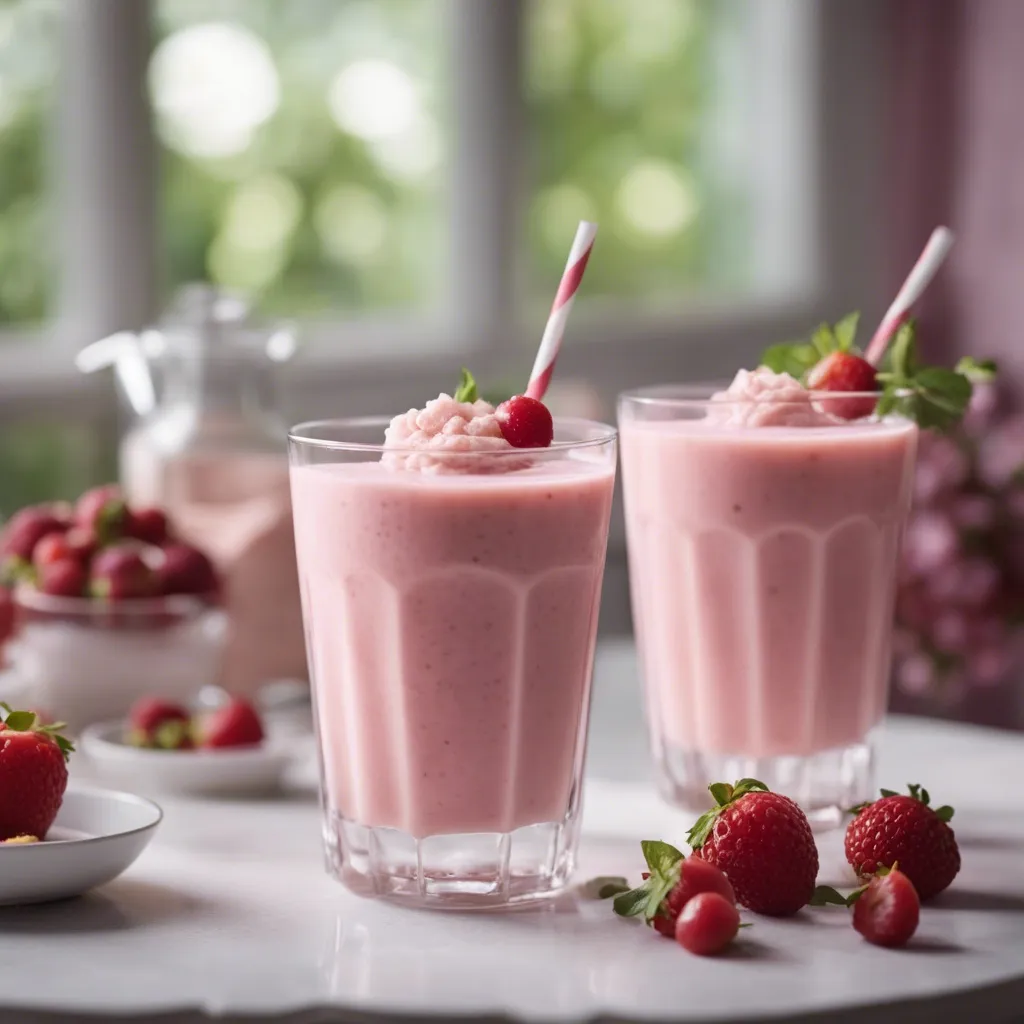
[0,0,59,326]
[0,0,854,514]
[527,0,816,313]
[152,0,445,317]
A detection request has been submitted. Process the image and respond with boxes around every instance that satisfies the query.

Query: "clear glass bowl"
[5,587,227,732]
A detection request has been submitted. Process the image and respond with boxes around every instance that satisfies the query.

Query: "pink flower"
[949,494,997,531]
[931,612,970,654]
[896,653,936,696]
[927,556,1000,608]
[967,645,1013,688]
[913,435,969,504]
[902,511,959,577]
[977,415,1024,489]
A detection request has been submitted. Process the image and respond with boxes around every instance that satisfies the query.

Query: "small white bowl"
[0,787,162,906]
[80,720,295,797]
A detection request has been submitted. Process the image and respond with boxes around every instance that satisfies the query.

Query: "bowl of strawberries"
[0,485,227,732]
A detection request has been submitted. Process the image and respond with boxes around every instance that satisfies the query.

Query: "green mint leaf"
[597,880,631,900]
[708,782,733,806]
[613,884,652,918]
[3,710,36,732]
[811,322,837,358]
[833,312,860,352]
[934,805,954,823]
[874,391,898,418]
[809,885,854,908]
[955,356,998,382]
[888,321,917,379]
[453,367,478,403]
[880,788,899,798]
[915,367,972,407]
[760,342,818,379]
[641,839,685,877]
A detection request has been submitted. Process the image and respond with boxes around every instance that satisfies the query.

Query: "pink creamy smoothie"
[621,370,918,759]
[291,395,615,838]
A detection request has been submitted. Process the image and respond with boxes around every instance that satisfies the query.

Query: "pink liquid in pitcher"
[124,446,307,694]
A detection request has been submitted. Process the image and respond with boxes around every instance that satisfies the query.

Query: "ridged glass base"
[324,810,581,909]
[653,736,876,830]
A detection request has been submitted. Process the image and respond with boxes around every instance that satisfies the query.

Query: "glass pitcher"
[78,285,308,695]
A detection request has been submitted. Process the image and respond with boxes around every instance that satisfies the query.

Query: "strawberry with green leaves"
[607,840,736,938]
[762,314,996,429]
[686,779,819,916]
[811,864,921,948]
[0,704,74,841]
[845,783,960,901]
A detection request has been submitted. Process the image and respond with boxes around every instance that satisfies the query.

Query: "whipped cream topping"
[382,393,522,473]
[709,368,838,427]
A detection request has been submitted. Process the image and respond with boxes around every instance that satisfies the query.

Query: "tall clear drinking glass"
[289,417,616,906]
[618,387,917,826]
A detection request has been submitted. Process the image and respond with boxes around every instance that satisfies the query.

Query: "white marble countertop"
[2,641,1024,1023]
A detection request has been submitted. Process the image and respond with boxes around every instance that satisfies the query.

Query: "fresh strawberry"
[811,864,921,948]
[74,485,128,544]
[38,559,88,598]
[845,784,960,901]
[64,526,100,563]
[33,532,75,569]
[127,507,170,546]
[675,891,742,956]
[611,842,736,937]
[126,697,193,750]
[807,351,879,420]
[90,544,158,600]
[199,697,264,748]
[686,779,818,916]
[495,395,554,449]
[0,506,69,562]
[853,866,920,948]
[0,705,73,841]
[157,544,218,597]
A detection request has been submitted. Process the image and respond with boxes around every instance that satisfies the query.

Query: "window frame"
[0,0,886,424]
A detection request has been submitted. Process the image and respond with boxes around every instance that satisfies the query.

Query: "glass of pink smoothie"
[289,408,616,907]
[619,374,918,826]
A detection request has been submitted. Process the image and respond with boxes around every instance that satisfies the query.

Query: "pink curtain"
[888,0,1024,384]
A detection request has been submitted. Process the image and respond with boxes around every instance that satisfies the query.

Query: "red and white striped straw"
[525,221,598,400]
[864,226,955,366]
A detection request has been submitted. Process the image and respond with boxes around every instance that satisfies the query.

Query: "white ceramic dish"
[0,787,161,906]
[81,720,296,797]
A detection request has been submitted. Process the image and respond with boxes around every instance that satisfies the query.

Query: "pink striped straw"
[864,226,955,366]
[525,221,598,400]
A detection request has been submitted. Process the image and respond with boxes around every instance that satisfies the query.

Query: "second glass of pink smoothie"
[619,381,917,825]
[289,414,616,907]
